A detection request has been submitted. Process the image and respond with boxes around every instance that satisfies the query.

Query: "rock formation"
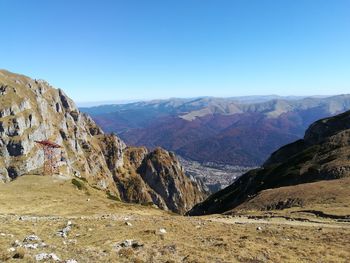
[0,70,206,214]
[138,148,206,214]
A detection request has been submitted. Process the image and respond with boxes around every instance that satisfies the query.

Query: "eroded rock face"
[0,70,206,213]
[113,147,207,213]
[138,148,207,214]
[0,70,120,196]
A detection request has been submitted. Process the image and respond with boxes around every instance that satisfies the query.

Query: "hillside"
[0,70,206,214]
[1,174,349,262]
[233,177,350,216]
[82,95,350,167]
[187,110,350,216]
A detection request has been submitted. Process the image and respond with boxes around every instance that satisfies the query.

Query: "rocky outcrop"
[0,70,206,214]
[0,70,119,196]
[115,147,207,213]
[188,110,350,216]
[138,148,207,214]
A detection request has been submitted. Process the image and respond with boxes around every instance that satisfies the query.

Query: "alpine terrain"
[0,70,349,262]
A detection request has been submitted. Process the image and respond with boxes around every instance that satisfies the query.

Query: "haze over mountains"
[82,95,350,167]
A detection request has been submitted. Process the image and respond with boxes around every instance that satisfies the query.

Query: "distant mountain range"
[81,94,350,166]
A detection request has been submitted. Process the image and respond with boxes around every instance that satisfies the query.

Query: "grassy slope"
[0,175,165,217]
[232,177,350,216]
[0,175,349,262]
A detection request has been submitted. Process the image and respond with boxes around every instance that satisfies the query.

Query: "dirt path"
[2,212,350,229]
[207,215,350,229]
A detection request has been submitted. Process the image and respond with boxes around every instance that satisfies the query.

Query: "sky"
[1,0,350,103]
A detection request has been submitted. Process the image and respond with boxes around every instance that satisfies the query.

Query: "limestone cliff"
[0,70,206,213]
[0,70,120,196]
[138,148,206,214]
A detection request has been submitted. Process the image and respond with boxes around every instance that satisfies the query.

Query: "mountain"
[187,110,350,216]
[1,71,349,262]
[81,95,350,167]
[0,69,206,214]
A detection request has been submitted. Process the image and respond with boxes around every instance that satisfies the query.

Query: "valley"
[82,95,350,168]
[179,157,253,192]
[82,95,350,191]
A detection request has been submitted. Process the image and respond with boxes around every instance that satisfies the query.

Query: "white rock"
[125,221,132,226]
[159,228,167,234]
[114,239,143,251]
[24,243,38,249]
[122,239,133,247]
[12,240,21,247]
[65,260,78,263]
[57,225,72,238]
[35,253,61,261]
[23,234,40,242]
[256,226,263,231]
[7,247,16,252]
[35,253,48,261]
[50,253,61,261]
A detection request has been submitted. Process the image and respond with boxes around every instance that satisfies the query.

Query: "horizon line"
[76,94,347,107]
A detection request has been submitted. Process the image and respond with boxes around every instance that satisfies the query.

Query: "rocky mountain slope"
[0,70,206,214]
[82,95,350,166]
[114,147,205,214]
[187,110,350,215]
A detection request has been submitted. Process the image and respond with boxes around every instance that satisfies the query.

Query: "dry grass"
[233,177,350,216]
[0,175,349,262]
[0,175,165,217]
[0,212,349,262]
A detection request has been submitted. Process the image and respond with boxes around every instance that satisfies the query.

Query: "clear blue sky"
[1,0,349,102]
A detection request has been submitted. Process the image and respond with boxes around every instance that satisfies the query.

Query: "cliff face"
[188,110,350,216]
[0,70,206,214]
[0,70,121,196]
[138,148,207,214]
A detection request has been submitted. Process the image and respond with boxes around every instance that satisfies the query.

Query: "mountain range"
[82,95,350,167]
